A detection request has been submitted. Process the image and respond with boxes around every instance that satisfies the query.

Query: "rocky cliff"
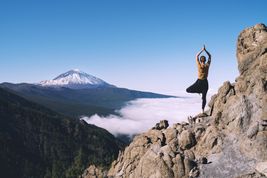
[82,23,267,178]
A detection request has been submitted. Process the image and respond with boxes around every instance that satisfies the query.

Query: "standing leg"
[201,80,209,113]
[202,90,207,113]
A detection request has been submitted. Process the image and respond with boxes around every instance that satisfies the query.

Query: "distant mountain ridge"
[0,70,174,118]
[39,69,115,89]
[0,82,173,118]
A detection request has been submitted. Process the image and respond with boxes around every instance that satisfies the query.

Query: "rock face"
[107,123,196,178]
[81,165,107,178]
[237,24,267,75]
[82,23,267,178]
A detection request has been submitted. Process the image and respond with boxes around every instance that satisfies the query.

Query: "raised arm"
[196,48,204,64]
[203,45,211,64]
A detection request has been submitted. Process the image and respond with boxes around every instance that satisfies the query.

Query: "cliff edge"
[83,23,267,178]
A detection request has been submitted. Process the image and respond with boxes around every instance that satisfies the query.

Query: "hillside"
[0,83,173,118]
[83,23,267,178]
[0,87,124,178]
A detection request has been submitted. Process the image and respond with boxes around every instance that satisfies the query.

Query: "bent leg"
[186,80,201,93]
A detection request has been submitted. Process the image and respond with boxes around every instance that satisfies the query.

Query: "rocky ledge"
[82,23,267,178]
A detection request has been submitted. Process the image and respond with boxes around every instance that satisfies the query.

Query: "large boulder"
[255,162,267,177]
[237,23,267,74]
[178,130,196,150]
[81,165,106,178]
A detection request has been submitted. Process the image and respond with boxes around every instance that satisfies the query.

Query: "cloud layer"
[82,97,205,136]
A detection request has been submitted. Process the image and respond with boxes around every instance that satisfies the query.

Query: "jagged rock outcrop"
[81,165,107,178]
[107,122,197,178]
[197,23,267,178]
[82,23,267,178]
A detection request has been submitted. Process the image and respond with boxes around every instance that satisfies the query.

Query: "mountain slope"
[0,82,173,118]
[0,87,124,178]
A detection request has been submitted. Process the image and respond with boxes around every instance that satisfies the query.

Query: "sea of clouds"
[82,96,207,136]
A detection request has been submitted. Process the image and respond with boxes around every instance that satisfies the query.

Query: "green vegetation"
[0,83,173,118]
[0,88,124,178]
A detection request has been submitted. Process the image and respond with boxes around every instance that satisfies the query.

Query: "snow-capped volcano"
[39,69,115,89]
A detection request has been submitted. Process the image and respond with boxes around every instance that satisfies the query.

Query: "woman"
[186,45,211,113]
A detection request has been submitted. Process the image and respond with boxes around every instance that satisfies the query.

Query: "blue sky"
[0,0,266,95]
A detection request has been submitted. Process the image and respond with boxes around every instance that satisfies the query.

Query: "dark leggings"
[186,79,209,110]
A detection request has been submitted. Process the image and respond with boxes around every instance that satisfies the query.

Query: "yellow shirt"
[197,61,210,79]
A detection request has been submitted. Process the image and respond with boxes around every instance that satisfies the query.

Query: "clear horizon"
[1,0,266,95]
